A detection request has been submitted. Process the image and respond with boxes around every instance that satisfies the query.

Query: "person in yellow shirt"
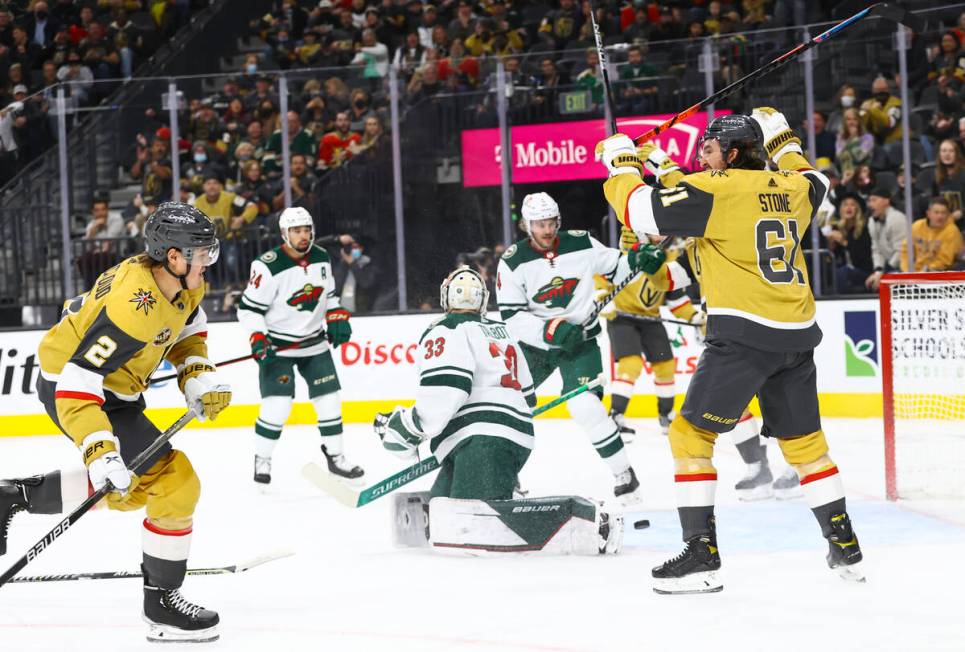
[900,197,965,271]
[192,171,258,284]
[860,76,903,144]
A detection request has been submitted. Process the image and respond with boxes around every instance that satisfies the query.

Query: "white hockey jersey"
[495,230,634,350]
[237,244,339,357]
[405,313,536,462]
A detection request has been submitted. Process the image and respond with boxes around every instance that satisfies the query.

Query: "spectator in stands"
[318,110,360,170]
[842,162,876,203]
[901,197,965,272]
[895,164,929,224]
[346,87,374,132]
[268,26,296,69]
[575,48,604,114]
[809,110,836,162]
[351,27,390,90]
[928,31,965,92]
[331,7,360,53]
[865,187,907,291]
[12,83,51,163]
[254,98,280,145]
[418,3,441,49]
[323,75,350,113]
[183,140,227,193]
[78,195,134,288]
[622,7,651,45]
[827,83,857,135]
[10,24,43,71]
[263,110,317,177]
[242,119,267,162]
[107,8,141,55]
[272,152,317,211]
[539,0,582,50]
[531,57,570,119]
[0,96,22,186]
[130,134,172,204]
[352,114,387,165]
[0,6,13,48]
[80,20,121,80]
[835,107,874,185]
[187,97,226,146]
[438,37,478,90]
[825,193,873,294]
[234,159,272,218]
[448,0,476,43]
[618,44,659,114]
[861,76,902,145]
[244,74,279,113]
[920,139,965,226]
[327,234,381,314]
[192,171,258,283]
[393,30,426,81]
[649,6,686,42]
[56,49,93,108]
[300,82,334,138]
[21,1,60,48]
[429,24,450,57]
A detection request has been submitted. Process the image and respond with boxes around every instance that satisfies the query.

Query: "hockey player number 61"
[755,218,806,285]
[489,342,521,390]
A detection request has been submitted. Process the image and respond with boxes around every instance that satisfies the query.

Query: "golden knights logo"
[130,288,157,315]
[532,277,579,309]
[287,283,324,312]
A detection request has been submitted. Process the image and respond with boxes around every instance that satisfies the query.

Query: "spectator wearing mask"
[901,197,965,272]
[317,110,360,170]
[346,88,373,133]
[329,234,381,314]
[271,153,318,211]
[825,193,873,293]
[827,83,857,135]
[920,139,965,226]
[865,187,908,290]
[21,1,61,48]
[860,76,902,145]
[183,141,226,192]
[263,110,317,176]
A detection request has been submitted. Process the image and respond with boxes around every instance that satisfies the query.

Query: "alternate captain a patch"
[532,277,579,309]
[287,284,323,312]
[130,288,157,315]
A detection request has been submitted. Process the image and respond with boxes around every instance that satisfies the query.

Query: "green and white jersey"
[409,313,536,462]
[496,230,632,350]
[237,244,338,357]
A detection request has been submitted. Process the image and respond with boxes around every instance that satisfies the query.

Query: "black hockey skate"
[652,527,723,594]
[610,410,636,443]
[825,512,864,582]
[614,467,642,507]
[253,455,271,485]
[734,461,774,501]
[0,480,27,556]
[321,445,364,481]
[143,572,220,643]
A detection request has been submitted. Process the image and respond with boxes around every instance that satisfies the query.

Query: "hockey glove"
[178,356,232,422]
[325,308,352,348]
[690,309,707,344]
[637,142,680,180]
[543,318,584,351]
[374,406,423,461]
[595,134,643,177]
[751,107,803,163]
[82,431,133,495]
[249,332,274,363]
[627,242,667,276]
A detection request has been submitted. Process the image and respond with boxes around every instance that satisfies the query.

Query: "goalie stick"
[0,410,196,589]
[303,376,606,508]
[8,548,295,584]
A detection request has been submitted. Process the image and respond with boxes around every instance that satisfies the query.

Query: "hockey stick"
[613,310,700,329]
[0,410,196,589]
[7,547,295,583]
[631,2,922,145]
[588,1,617,133]
[303,376,606,508]
[584,237,674,327]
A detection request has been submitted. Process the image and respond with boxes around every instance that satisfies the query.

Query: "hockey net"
[880,272,965,500]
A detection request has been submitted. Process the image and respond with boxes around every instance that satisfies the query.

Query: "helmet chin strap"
[162,254,190,290]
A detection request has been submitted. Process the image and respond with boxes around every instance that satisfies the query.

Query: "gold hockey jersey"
[603,151,829,351]
[594,248,696,320]
[38,255,208,446]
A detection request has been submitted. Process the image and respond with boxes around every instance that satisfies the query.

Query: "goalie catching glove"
[374,407,425,461]
[595,134,643,177]
[178,356,231,421]
[751,107,803,163]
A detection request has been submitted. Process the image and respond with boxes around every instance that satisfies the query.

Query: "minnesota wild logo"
[532,277,579,309]
[287,283,324,312]
[130,288,157,315]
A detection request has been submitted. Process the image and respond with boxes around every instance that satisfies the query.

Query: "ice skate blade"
[652,570,723,595]
[616,488,644,508]
[773,486,803,500]
[144,618,219,643]
[833,560,866,583]
[736,484,774,502]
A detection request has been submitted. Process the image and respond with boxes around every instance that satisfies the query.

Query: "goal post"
[879,272,965,501]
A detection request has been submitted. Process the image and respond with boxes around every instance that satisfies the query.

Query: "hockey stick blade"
[8,548,295,583]
[301,463,365,508]
[869,2,924,31]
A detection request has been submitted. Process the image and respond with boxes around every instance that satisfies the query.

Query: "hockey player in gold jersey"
[597,108,864,593]
[0,203,231,641]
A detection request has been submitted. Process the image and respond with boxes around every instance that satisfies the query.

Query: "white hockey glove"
[374,406,424,461]
[82,431,133,494]
[689,309,707,345]
[178,356,232,422]
[637,142,680,180]
[595,133,643,177]
[751,107,803,163]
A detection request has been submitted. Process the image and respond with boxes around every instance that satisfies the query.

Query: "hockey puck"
[633,519,650,530]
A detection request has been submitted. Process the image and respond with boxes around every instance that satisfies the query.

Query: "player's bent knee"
[651,358,675,385]
[777,430,829,466]
[260,395,294,428]
[616,355,644,382]
[668,414,718,460]
[311,391,340,418]
[144,450,201,524]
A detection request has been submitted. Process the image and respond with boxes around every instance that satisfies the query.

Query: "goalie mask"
[279,206,315,253]
[440,265,489,314]
[519,192,561,235]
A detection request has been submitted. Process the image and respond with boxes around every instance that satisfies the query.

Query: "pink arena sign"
[460,111,726,187]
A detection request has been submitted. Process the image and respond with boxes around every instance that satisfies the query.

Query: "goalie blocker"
[392,493,623,555]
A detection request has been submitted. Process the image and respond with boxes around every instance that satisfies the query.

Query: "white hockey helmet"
[279,206,315,250]
[519,192,560,234]
[440,265,489,314]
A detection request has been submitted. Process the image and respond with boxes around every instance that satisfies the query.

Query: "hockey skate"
[0,480,27,556]
[143,573,219,643]
[772,467,802,500]
[734,461,774,501]
[652,520,723,594]
[610,411,636,444]
[825,512,864,583]
[597,508,624,555]
[253,455,271,485]
[321,445,365,482]
[657,411,675,436]
[614,467,643,507]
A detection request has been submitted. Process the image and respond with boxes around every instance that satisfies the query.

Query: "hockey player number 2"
[489,342,521,390]
[83,335,118,368]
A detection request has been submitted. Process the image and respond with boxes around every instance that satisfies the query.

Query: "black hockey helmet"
[700,114,766,170]
[143,202,220,265]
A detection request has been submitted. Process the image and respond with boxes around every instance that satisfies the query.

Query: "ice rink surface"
[1,416,964,652]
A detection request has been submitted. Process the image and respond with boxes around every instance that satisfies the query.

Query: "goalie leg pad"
[428,496,623,555]
[391,491,431,548]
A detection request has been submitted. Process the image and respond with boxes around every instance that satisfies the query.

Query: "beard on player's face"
[528,218,558,250]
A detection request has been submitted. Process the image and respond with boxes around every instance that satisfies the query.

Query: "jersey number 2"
[489,342,521,390]
[755,219,805,285]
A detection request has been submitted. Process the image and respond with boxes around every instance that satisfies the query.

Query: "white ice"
[1,417,963,652]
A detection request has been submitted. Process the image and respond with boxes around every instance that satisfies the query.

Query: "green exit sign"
[559,90,592,115]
